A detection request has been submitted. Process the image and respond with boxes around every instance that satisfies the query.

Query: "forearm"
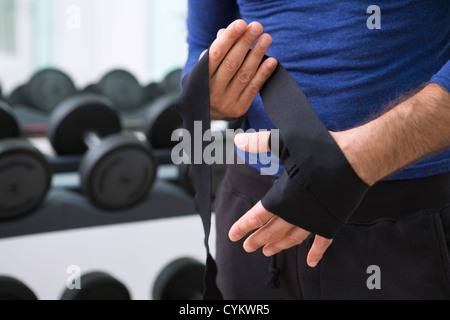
[333,83,450,186]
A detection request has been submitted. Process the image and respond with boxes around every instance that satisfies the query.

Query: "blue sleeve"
[183,0,240,78]
[430,60,450,93]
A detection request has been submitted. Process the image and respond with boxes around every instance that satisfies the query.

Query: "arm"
[230,81,450,267]
[335,82,450,186]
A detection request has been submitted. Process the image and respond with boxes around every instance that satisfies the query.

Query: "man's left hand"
[229,132,333,267]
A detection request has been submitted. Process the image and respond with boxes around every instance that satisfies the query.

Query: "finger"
[209,19,247,77]
[262,227,310,257]
[229,201,274,242]
[307,235,333,268]
[243,216,293,253]
[212,21,264,85]
[227,33,272,94]
[234,131,271,153]
[237,57,277,107]
[217,28,226,39]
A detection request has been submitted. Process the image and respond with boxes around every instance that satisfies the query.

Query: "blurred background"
[0,0,187,95]
[0,0,213,301]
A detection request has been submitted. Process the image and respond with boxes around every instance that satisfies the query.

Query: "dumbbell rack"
[0,149,196,240]
[0,68,207,300]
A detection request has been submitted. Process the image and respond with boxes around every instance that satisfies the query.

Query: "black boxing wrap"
[260,60,370,239]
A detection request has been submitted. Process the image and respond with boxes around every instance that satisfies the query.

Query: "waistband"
[224,162,450,224]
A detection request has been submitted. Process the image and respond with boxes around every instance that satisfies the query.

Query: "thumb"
[234,131,272,154]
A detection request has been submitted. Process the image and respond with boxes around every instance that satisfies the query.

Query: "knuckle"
[209,85,221,100]
[227,104,246,118]
[248,213,265,229]
[209,46,222,61]
[216,28,226,38]
[254,44,269,57]
[241,34,257,47]
[264,229,281,242]
[246,82,261,97]
[237,69,252,84]
[316,236,332,248]
[232,225,245,238]
[286,234,304,245]
[228,109,243,119]
[223,57,240,72]
[261,63,275,77]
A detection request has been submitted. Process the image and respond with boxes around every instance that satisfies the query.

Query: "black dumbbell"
[0,276,38,300]
[143,81,166,105]
[47,93,158,210]
[0,100,52,220]
[97,69,144,111]
[6,84,27,106]
[82,69,150,112]
[24,68,77,113]
[142,93,183,149]
[60,271,131,300]
[6,68,76,112]
[160,68,182,94]
[152,257,205,300]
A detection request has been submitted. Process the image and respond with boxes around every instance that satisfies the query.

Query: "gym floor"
[0,205,215,300]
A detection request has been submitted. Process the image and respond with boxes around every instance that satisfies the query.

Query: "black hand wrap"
[260,58,369,239]
[175,50,369,299]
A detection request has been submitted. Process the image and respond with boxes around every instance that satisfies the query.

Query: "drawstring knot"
[265,255,281,289]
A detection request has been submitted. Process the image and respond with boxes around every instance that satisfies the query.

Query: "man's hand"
[229,132,333,267]
[201,20,278,120]
[227,82,450,267]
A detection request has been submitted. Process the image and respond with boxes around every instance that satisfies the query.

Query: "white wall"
[0,0,188,93]
[0,0,34,91]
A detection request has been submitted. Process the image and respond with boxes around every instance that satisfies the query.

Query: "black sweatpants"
[214,162,450,300]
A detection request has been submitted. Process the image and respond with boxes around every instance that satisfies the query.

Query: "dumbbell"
[83,69,154,112]
[8,68,77,113]
[96,69,145,111]
[160,68,182,94]
[6,84,27,106]
[47,93,158,210]
[60,271,131,300]
[143,93,183,149]
[26,68,77,113]
[0,100,52,220]
[0,276,38,300]
[152,257,205,300]
[143,81,166,105]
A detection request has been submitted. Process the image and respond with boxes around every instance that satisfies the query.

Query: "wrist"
[330,130,378,187]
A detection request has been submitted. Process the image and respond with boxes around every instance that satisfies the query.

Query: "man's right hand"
[200,19,278,120]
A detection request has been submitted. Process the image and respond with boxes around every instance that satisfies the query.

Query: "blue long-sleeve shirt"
[183,0,450,180]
